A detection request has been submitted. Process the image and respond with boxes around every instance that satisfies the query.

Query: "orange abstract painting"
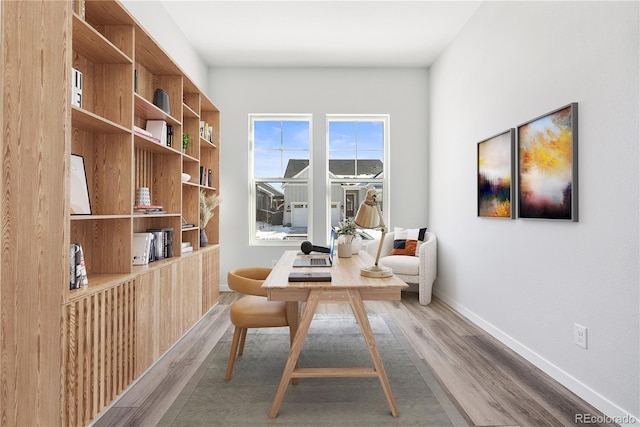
[517,104,578,221]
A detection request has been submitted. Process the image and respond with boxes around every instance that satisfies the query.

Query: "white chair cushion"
[378,255,419,276]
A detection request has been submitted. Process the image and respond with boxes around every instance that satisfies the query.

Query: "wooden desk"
[262,250,408,418]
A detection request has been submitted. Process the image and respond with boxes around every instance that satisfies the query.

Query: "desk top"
[262,250,408,290]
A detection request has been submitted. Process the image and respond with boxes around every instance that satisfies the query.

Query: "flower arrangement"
[199,189,221,228]
[335,217,357,242]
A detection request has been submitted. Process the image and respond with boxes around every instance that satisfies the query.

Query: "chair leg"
[225,326,243,381]
[238,327,248,356]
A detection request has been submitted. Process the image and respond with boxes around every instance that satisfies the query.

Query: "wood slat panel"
[202,245,220,313]
[63,279,136,426]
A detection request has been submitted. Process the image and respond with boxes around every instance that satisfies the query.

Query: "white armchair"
[365,231,437,305]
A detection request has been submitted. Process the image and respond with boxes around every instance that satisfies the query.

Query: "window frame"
[249,114,313,246]
[326,114,390,236]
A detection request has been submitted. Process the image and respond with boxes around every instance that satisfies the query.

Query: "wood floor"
[93,292,614,427]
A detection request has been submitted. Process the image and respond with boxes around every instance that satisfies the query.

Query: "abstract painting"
[517,103,578,221]
[477,129,515,218]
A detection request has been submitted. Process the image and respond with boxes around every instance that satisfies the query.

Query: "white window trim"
[249,114,313,246]
[325,114,390,234]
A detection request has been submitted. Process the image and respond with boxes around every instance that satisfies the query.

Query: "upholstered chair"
[225,267,292,381]
[365,230,437,305]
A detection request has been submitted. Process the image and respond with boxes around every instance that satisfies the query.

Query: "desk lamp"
[354,184,393,278]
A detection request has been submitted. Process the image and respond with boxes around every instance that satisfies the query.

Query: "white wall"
[429,1,639,421]
[208,68,429,286]
[121,0,209,90]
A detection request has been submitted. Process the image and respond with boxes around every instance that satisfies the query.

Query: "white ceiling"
[159,1,482,67]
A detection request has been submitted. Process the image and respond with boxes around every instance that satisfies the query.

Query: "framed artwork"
[517,103,578,221]
[70,154,92,215]
[477,129,515,218]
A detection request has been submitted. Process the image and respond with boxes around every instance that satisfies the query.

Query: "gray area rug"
[158,313,468,426]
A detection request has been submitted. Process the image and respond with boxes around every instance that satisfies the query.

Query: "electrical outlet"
[574,324,587,349]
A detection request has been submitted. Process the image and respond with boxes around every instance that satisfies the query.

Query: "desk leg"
[269,290,321,418]
[347,289,400,417]
[285,301,299,385]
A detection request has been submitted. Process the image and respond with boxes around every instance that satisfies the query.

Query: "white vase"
[337,243,352,258]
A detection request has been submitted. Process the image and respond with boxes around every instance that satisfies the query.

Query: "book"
[166,124,173,148]
[70,243,88,289]
[146,228,174,259]
[145,120,167,146]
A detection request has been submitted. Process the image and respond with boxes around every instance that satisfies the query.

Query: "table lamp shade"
[354,185,393,278]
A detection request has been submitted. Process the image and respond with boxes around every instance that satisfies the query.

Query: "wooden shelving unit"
[1,1,221,426]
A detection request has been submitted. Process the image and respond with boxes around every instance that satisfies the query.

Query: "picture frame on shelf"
[70,154,92,215]
[477,129,515,218]
[517,103,578,221]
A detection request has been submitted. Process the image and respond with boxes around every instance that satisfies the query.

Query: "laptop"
[292,230,335,267]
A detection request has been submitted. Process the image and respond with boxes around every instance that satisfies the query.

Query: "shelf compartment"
[182,102,198,119]
[70,217,132,275]
[72,49,133,128]
[134,147,182,214]
[72,106,131,134]
[73,14,132,64]
[134,133,181,155]
[134,93,181,126]
[71,130,132,216]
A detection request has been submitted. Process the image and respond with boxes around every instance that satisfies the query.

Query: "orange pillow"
[391,239,418,255]
[391,227,427,256]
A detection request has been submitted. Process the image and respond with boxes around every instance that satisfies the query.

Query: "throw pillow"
[391,227,427,256]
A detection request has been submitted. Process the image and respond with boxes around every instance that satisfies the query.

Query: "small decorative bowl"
[181,173,191,182]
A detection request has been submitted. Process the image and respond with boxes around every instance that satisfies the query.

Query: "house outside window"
[250,115,312,244]
[327,115,389,238]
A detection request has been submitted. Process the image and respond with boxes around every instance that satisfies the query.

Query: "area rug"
[158,313,468,426]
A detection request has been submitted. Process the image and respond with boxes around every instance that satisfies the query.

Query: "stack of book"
[134,205,166,214]
[147,228,174,260]
[181,241,193,255]
[144,120,173,148]
[200,166,213,187]
[199,121,214,143]
[70,243,88,289]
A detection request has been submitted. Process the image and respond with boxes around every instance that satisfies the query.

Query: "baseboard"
[220,283,230,292]
[433,289,639,426]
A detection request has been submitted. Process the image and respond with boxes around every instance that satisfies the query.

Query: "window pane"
[254,120,282,150]
[254,119,310,178]
[356,121,384,151]
[328,119,385,178]
[328,121,356,150]
[282,121,310,150]
[255,181,309,241]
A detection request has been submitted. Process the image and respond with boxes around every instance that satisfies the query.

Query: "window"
[250,115,312,244]
[327,115,389,238]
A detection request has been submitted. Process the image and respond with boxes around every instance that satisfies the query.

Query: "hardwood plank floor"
[93,292,614,427]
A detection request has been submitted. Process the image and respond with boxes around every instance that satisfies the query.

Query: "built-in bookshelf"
[68,0,221,298]
[1,1,221,425]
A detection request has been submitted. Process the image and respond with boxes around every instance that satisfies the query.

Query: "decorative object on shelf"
[135,187,151,206]
[354,184,393,277]
[334,217,357,258]
[71,68,82,108]
[477,129,515,218]
[181,173,191,182]
[517,103,578,221]
[199,189,221,247]
[152,88,170,114]
[182,133,190,154]
[70,154,91,215]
